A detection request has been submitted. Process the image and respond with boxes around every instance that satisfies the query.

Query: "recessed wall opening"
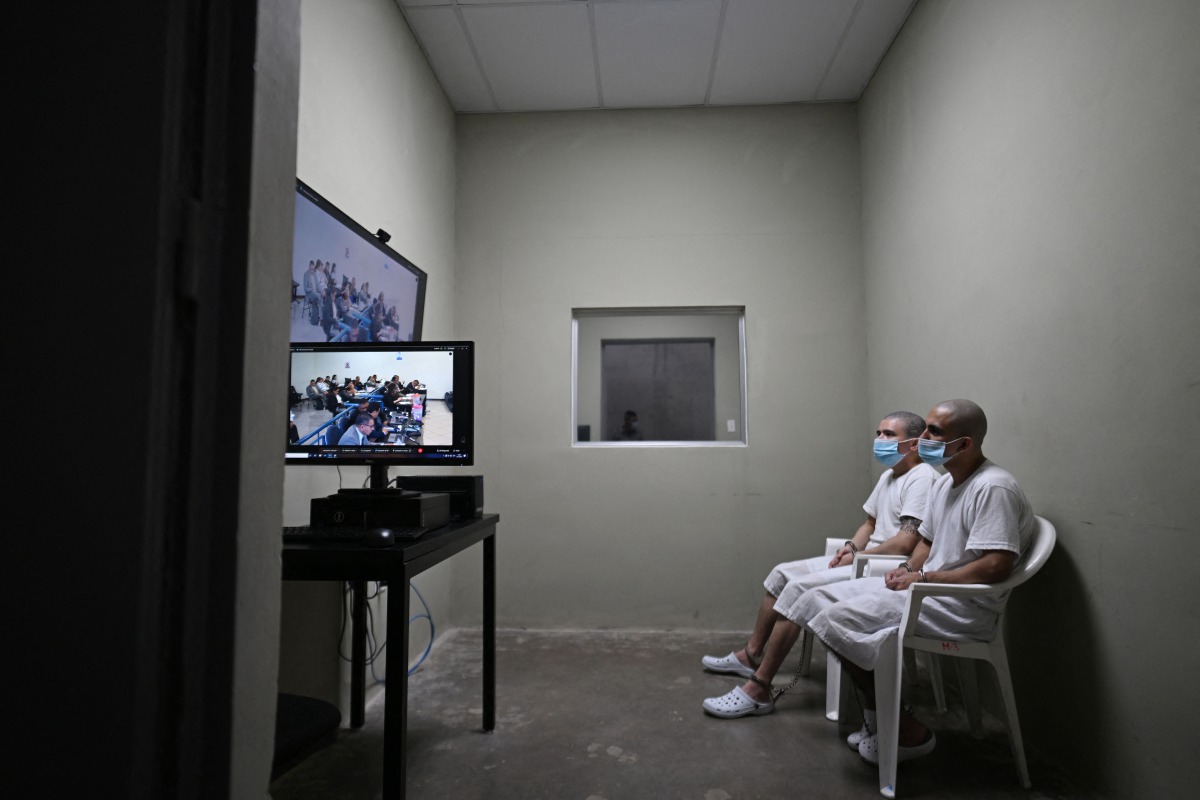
[572,307,747,447]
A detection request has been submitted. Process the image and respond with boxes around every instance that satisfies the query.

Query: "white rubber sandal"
[702,685,775,718]
[857,731,936,764]
[847,722,872,750]
[847,709,876,750]
[701,651,757,679]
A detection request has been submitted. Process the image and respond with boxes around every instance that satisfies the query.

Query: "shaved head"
[882,411,926,438]
[933,399,988,444]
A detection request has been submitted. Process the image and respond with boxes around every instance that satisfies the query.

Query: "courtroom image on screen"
[289,350,455,449]
[290,188,423,345]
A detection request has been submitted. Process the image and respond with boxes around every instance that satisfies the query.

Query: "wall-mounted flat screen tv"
[290,179,426,344]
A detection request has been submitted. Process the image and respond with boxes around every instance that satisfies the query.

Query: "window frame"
[571,306,748,448]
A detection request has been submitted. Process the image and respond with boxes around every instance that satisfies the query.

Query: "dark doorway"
[601,339,715,440]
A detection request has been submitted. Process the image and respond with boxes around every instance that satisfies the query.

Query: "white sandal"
[701,650,757,679]
[702,674,775,718]
[857,731,936,764]
[847,722,872,750]
[847,709,876,750]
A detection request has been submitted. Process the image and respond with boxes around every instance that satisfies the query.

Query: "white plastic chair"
[798,546,930,724]
[872,515,1057,798]
[846,554,949,719]
[796,538,846,691]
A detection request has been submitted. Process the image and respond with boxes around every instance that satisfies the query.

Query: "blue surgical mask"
[873,439,904,467]
[918,437,966,467]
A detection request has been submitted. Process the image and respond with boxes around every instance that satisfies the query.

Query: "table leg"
[350,580,366,728]
[483,534,496,732]
[382,576,412,799]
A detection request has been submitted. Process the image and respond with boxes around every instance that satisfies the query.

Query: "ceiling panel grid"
[396,0,917,113]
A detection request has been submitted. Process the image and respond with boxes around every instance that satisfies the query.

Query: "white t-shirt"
[862,462,938,545]
[920,460,1036,612]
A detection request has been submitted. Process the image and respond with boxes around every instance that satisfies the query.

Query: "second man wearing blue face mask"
[701,411,938,719]
[803,399,1037,766]
[916,435,967,467]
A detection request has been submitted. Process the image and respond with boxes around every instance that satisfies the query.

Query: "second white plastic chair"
[871,516,1058,798]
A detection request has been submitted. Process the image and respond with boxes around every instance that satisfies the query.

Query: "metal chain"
[851,672,870,732]
[769,631,811,701]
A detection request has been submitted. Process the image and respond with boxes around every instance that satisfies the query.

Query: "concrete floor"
[269,629,1087,799]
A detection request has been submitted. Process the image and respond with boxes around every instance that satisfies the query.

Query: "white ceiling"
[397,0,918,113]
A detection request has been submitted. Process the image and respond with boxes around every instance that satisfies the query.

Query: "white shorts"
[763,556,854,625]
[763,555,831,596]
[805,578,1002,671]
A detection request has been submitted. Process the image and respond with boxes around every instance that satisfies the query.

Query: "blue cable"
[406,582,435,676]
[365,580,436,684]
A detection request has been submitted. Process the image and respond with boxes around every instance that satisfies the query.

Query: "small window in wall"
[572,307,747,446]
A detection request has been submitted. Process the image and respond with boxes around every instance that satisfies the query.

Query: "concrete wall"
[279,0,458,707]
[234,0,300,793]
[858,1,1199,795]
[454,105,872,630]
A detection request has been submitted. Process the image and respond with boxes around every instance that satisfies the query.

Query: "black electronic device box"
[394,475,484,520]
[311,490,450,530]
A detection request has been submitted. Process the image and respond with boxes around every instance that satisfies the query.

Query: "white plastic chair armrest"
[853,553,906,578]
[901,581,1002,637]
[909,581,995,597]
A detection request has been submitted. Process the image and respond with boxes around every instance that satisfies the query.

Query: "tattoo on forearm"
[899,516,921,536]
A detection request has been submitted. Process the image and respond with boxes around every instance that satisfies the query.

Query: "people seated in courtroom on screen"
[365,401,392,442]
[345,317,367,342]
[338,412,375,446]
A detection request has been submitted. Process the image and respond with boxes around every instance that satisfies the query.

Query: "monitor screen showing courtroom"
[288,341,474,467]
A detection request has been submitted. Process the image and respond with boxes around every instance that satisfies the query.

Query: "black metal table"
[281,514,498,799]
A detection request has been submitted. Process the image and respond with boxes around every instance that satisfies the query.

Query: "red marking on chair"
[941,641,960,652]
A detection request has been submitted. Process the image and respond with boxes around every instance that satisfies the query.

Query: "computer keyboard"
[282,525,428,544]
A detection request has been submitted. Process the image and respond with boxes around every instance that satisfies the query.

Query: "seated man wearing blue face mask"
[702,411,936,720]
[798,399,1036,764]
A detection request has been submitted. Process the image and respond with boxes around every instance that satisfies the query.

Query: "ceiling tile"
[594,0,723,108]
[710,0,858,105]
[399,0,915,112]
[461,3,599,111]
[404,7,496,112]
[816,0,916,100]
[400,1,564,7]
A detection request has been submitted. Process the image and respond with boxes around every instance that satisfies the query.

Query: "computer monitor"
[290,178,426,344]
[288,341,474,468]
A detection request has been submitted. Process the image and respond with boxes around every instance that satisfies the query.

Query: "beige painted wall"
[454,105,873,630]
[859,0,1199,795]
[278,0,458,708]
